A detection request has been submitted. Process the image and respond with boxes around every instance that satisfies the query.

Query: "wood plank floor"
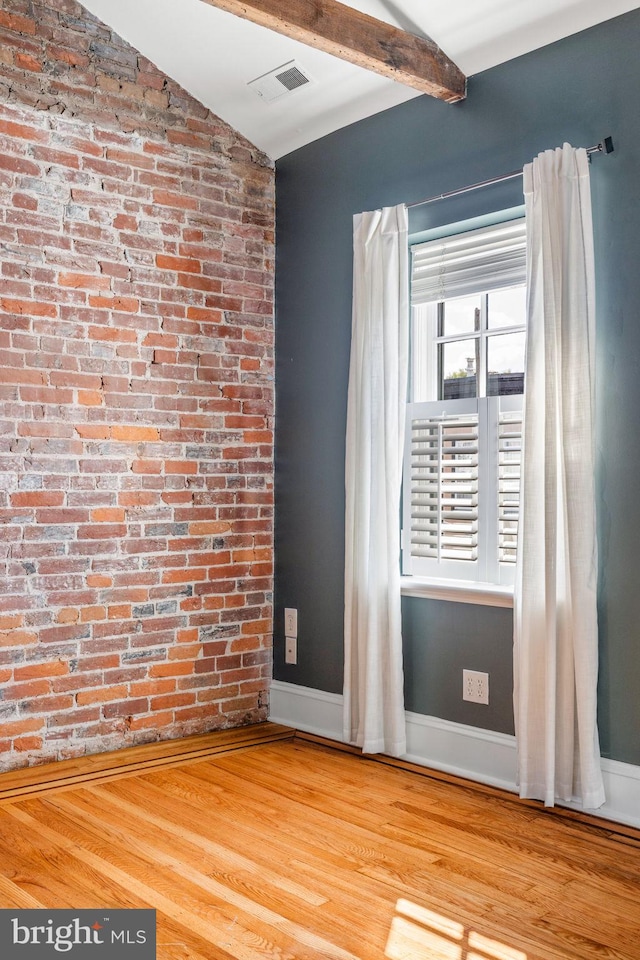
[0,731,638,960]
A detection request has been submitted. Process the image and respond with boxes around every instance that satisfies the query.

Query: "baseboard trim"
[404,709,518,792]
[269,679,344,740]
[0,722,295,802]
[269,680,640,830]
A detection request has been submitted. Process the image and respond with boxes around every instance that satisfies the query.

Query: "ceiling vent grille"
[248,61,313,103]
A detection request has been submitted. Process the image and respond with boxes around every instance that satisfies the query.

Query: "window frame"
[401,215,526,605]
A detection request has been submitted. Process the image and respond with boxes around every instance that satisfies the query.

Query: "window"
[402,218,526,589]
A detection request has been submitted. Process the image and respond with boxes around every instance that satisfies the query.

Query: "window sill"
[400,576,514,608]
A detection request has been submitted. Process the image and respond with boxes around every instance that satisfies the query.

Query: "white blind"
[409,411,479,563]
[411,218,527,305]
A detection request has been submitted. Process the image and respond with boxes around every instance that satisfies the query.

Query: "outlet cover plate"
[285,636,297,665]
[463,669,489,704]
[284,607,297,638]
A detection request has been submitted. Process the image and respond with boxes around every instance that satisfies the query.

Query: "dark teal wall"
[274,10,640,762]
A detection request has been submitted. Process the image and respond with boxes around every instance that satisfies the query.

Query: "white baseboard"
[404,710,518,792]
[269,680,640,830]
[270,679,344,740]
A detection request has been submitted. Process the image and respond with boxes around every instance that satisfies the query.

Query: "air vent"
[248,60,313,103]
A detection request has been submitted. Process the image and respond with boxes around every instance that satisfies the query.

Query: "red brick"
[162,568,207,584]
[77,685,127,705]
[0,298,57,317]
[153,189,198,210]
[3,679,50,700]
[0,719,42,739]
[0,154,40,176]
[76,425,110,440]
[57,608,79,624]
[132,460,162,474]
[78,524,127,539]
[48,46,90,69]
[11,492,65,507]
[127,711,173,731]
[111,425,159,442]
[168,643,201,661]
[91,508,125,523]
[78,390,103,406]
[151,693,195,710]
[0,118,44,141]
[164,460,198,475]
[0,630,37,647]
[241,618,271,635]
[14,661,69,681]
[0,11,37,34]
[16,52,42,72]
[149,662,194,678]
[177,273,222,293]
[88,295,140,313]
[118,492,157,506]
[188,521,230,535]
[186,307,223,324]
[14,736,44,752]
[156,254,201,274]
[79,606,107,622]
[108,604,132,620]
[113,213,138,230]
[161,492,193,505]
[87,575,112,588]
[130,679,175,697]
[88,325,137,343]
[241,358,261,372]
[59,272,111,290]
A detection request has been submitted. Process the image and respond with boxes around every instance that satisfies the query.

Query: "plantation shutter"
[409,409,479,563]
[403,399,481,580]
[411,218,526,305]
[403,395,522,582]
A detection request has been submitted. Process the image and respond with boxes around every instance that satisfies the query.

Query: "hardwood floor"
[0,728,638,959]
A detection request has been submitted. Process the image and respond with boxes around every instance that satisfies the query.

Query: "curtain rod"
[407,137,614,210]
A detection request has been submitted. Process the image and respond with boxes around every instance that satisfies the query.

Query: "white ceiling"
[81,0,637,159]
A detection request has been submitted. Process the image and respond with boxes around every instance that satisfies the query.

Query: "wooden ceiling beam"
[198,0,466,102]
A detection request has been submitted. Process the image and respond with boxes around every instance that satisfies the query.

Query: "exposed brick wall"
[0,0,275,770]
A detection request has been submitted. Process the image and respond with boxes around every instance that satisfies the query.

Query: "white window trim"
[400,575,513,608]
[402,214,525,606]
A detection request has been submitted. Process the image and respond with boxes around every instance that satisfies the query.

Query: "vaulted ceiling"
[80,0,637,159]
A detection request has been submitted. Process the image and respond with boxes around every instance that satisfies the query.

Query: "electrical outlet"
[285,636,297,664]
[284,607,297,638]
[463,669,489,704]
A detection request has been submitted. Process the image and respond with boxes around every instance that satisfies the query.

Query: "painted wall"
[0,0,274,770]
[274,9,640,763]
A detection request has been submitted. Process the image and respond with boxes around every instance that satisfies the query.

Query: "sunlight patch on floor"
[385,899,528,960]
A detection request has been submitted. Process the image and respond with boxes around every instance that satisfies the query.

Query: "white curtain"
[514,143,605,809]
[343,204,408,757]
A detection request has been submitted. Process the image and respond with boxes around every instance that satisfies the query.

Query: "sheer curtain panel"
[514,144,605,809]
[343,204,408,757]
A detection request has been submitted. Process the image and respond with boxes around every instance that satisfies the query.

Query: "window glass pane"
[442,295,481,336]
[487,286,526,329]
[487,331,525,396]
[441,339,478,399]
